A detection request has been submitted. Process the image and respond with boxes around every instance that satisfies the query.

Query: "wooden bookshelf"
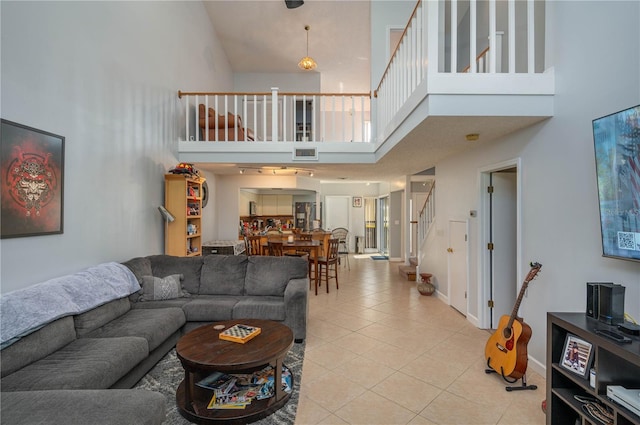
[164,174,205,257]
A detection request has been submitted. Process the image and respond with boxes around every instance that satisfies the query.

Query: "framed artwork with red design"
[1,119,64,238]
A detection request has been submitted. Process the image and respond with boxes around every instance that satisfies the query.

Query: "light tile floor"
[295,255,546,425]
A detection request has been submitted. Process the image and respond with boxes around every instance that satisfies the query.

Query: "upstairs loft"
[177,0,555,174]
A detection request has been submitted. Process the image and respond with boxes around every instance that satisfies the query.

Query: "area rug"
[135,341,306,425]
[370,255,388,260]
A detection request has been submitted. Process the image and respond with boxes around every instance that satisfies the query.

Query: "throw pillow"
[139,274,190,301]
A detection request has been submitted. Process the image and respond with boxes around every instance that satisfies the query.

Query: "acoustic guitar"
[485,262,542,380]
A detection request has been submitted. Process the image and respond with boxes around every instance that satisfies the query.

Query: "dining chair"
[245,235,263,256]
[310,238,339,293]
[331,227,350,270]
[267,241,284,256]
[288,233,313,257]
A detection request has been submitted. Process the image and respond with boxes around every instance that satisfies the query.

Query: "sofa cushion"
[181,296,240,322]
[74,297,131,337]
[122,257,153,302]
[121,256,152,284]
[245,256,308,296]
[147,255,203,294]
[233,297,286,321]
[1,316,76,378]
[1,337,148,391]
[139,274,190,301]
[200,255,248,295]
[131,298,192,310]
[0,389,166,425]
[81,308,186,351]
[0,262,140,349]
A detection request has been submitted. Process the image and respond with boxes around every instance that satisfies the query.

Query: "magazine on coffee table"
[219,324,261,343]
[196,371,236,391]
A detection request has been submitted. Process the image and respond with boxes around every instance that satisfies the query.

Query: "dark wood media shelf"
[547,312,640,425]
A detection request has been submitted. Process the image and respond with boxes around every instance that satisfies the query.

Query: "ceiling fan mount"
[285,0,304,9]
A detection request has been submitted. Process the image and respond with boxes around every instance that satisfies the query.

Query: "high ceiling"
[203,0,371,94]
[196,0,544,183]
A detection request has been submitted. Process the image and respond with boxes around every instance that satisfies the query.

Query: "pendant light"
[298,25,317,71]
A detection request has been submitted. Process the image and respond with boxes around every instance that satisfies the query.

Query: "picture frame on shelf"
[352,196,362,208]
[560,333,594,379]
[1,119,65,239]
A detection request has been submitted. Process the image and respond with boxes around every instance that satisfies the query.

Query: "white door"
[448,220,468,315]
[324,196,350,230]
[489,171,517,328]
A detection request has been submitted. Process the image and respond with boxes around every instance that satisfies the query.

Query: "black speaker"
[598,283,625,325]
[586,282,609,319]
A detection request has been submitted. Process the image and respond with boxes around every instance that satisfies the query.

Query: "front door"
[489,170,517,328]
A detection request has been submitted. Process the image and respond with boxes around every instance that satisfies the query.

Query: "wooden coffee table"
[175,319,294,424]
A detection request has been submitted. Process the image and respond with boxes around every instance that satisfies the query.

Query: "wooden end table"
[175,319,294,424]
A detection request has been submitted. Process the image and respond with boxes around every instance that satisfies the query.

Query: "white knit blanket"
[0,262,140,349]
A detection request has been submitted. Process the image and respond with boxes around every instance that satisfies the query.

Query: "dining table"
[262,239,323,295]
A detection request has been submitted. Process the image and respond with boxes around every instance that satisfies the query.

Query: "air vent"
[293,147,318,161]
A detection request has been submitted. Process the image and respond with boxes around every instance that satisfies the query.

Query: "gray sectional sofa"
[0,254,309,425]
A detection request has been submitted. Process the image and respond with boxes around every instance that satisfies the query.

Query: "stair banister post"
[271,87,279,142]
[426,0,440,75]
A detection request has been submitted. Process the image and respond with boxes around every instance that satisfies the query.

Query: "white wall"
[320,182,384,251]
[0,1,232,292]
[234,73,321,92]
[389,190,404,260]
[432,1,640,370]
[370,1,415,88]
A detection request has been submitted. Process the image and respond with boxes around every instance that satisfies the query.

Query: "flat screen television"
[592,104,640,262]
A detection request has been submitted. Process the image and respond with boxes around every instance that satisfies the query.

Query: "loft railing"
[374,0,543,141]
[179,0,544,147]
[374,0,425,132]
[178,89,371,143]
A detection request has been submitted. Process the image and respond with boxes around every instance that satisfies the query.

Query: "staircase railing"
[374,0,543,141]
[418,182,435,245]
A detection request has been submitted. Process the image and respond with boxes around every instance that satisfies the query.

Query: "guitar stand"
[485,362,537,392]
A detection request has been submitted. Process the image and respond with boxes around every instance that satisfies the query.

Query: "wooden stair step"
[398,265,416,281]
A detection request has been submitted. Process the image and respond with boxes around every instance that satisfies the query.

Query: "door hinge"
[465,291,467,299]
[487,186,494,193]
[488,300,494,308]
[487,242,494,250]
[465,234,468,242]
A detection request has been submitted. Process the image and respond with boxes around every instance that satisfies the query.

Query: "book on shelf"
[219,324,261,344]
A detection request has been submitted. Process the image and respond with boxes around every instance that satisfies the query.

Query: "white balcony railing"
[179,0,546,147]
[374,0,544,142]
[179,89,371,143]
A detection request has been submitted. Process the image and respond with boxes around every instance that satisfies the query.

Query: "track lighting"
[236,167,315,176]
